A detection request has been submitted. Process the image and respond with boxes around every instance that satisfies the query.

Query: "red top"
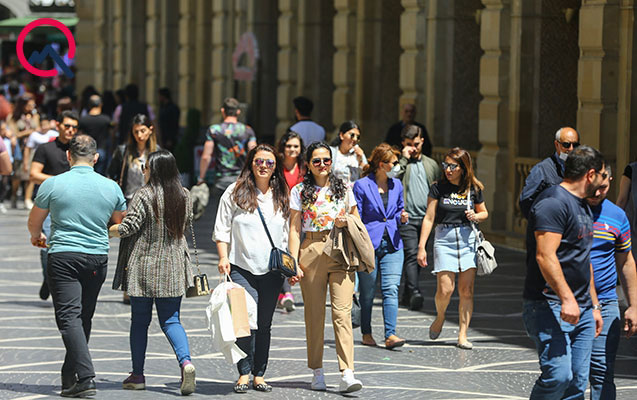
[283,163,303,189]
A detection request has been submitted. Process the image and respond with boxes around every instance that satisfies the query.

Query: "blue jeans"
[590,299,621,400]
[357,238,404,338]
[129,296,191,375]
[523,300,595,400]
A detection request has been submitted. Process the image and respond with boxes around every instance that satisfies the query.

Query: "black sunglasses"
[559,141,580,149]
[346,132,360,141]
[441,162,460,171]
[311,158,332,167]
[63,123,78,130]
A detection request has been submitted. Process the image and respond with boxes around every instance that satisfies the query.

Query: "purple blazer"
[353,174,404,250]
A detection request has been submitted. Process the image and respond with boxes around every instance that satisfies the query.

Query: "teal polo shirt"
[34,165,127,255]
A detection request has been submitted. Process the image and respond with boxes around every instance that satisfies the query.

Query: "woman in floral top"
[288,141,363,394]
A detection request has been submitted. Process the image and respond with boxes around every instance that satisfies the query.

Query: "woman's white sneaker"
[311,368,327,391]
[339,369,362,393]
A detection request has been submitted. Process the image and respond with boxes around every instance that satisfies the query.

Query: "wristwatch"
[592,304,602,311]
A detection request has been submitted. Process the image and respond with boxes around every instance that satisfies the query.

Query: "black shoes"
[409,292,424,311]
[39,280,49,300]
[60,378,96,398]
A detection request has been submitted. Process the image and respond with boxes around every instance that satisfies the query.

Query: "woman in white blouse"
[288,141,363,393]
[330,120,368,185]
[213,144,289,393]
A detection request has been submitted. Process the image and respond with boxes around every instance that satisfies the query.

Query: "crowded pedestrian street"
[0,203,635,399]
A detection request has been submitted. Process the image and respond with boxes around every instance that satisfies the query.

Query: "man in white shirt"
[289,97,325,146]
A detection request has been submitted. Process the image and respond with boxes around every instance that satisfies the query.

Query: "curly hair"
[301,142,347,210]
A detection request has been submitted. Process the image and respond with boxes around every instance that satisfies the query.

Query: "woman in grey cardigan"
[109,150,196,395]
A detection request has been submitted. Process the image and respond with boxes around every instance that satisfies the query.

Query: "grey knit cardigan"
[113,185,195,297]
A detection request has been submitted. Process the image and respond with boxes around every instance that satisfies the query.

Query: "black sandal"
[233,383,249,393]
[253,383,272,392]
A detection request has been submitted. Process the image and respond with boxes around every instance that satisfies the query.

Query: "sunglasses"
[63,123,78,130]
[346,132,360,141]
[559,141,580,149]
[441,162,460,171]
[311,157,332,167]
[387,160,399,167]
[254,158,275,169]
[596,170,608,180]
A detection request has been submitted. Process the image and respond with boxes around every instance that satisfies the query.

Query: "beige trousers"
[299,231,356,371]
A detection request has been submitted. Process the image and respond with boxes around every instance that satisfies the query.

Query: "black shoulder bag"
[256,206,298,278]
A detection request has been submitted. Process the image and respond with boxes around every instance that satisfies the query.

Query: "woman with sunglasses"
[275,130,306,311]
[213,144,289,393]
[109,150,196,395]
[288,141,363,393]
[416,147,488,350]
[330,120,367,185]
[353,143,409,349]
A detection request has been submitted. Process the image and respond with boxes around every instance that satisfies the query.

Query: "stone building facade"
[75,0,637,247]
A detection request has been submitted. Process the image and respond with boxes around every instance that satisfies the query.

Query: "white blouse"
[213,182,289,275]
[330,145,367,184]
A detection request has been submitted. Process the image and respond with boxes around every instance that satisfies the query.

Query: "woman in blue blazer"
[353,143,408,349]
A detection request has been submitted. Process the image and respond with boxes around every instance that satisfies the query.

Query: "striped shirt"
[590,199,632,301]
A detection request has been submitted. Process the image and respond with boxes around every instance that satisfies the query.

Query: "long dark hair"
[126,114,157,161]
[301,142,347,210]
[147,150,187,238]
[12,94,34,121]
[277,130,306,171]
[330,120,360,147]
[441,147,484,193]
[232,144,290,218]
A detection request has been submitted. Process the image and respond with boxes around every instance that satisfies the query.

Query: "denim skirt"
[432,224,477,274]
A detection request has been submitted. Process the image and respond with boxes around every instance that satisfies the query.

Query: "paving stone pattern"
[1,203,636,399]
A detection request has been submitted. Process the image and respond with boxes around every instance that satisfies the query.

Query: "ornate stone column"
[211,0,234,123]
[577,0,620,158]
[75,0,105,92]
[275,0,298,138]
[478,0,510,233]
[112,0,126,90]
[145,0,161,113]
[178,0,196,114]
[194,0,212,124]
[616,0,635,174]
[332,0,357,132]
[399,0,427,125]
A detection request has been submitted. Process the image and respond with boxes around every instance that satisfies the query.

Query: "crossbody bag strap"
[466,186,481,241]
[188,215,202,275]
[256,206,277,249]
[118,148,128,187]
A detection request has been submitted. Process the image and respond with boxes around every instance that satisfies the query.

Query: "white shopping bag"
[205,274,257,364]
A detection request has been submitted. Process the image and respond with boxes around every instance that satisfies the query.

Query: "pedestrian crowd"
[0,84,633,399]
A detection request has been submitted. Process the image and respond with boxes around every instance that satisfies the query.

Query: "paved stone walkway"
[1,203,636,399]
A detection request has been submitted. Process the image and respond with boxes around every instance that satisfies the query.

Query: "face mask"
[558,152,568,162]
[386,164,400,179]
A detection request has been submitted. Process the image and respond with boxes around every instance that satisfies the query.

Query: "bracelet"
[592,304,602,311]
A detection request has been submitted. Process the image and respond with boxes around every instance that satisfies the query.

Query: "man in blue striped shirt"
[587,165,637,399]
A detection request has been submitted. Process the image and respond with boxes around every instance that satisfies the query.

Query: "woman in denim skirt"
[416,147,488,349]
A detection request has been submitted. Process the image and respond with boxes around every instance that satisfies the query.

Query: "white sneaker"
[339,369,362,393]
[311,368,327,391]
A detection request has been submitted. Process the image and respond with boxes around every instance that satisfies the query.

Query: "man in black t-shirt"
[522,145,606,399]
[79,95,112,176]
[30,111,79,301]
[384,103,432,156]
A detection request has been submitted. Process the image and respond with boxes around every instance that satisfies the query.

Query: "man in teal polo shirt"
[27,134,126,398]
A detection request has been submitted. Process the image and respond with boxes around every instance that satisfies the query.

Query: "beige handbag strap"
[118,148,128,187]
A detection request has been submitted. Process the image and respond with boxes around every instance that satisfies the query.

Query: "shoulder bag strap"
[188,216,202,275]
[256,206,277,249]
[118,148,128,187]
[466,186,482,241]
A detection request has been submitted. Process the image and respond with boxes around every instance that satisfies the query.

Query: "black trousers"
[399,220,423,298]
[47,252,107,382]
[230,266,284,377]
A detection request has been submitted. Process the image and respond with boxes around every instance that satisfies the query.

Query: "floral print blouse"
[290,183,357,232]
